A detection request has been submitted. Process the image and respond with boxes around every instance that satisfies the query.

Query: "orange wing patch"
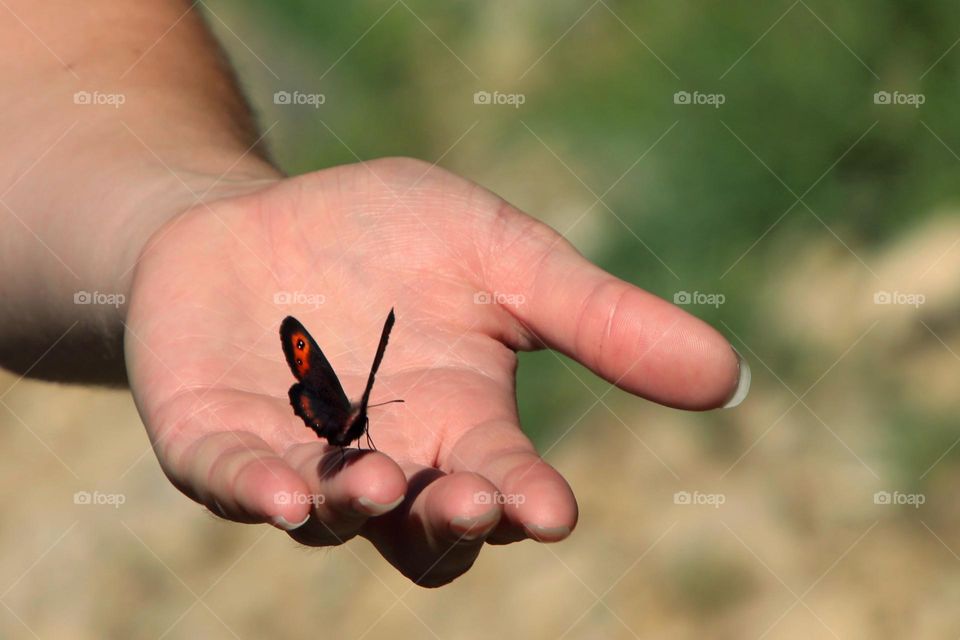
[291,331,312,378]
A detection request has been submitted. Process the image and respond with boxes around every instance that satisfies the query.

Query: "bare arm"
[0,0,280,383]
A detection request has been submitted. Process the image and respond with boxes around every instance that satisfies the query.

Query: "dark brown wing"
[280,316,350,426]
[288,382,352,441]
[356,308,396,415]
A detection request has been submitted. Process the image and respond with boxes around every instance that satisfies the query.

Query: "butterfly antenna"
[367,399,405,409]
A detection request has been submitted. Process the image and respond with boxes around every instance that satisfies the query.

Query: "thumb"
[485,206,749,410]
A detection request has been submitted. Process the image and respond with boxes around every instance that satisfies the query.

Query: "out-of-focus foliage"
[217,0,960,459]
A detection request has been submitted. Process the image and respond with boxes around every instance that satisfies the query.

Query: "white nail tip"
[723,348,751,409]
[271,514,310,531]
[355,495,403,516]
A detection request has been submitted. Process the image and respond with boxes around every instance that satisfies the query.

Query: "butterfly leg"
[364,419,377,452]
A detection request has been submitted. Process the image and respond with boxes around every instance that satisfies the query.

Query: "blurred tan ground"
[1,217,959,639]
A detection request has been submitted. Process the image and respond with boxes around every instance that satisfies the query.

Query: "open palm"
[124,158,743,586]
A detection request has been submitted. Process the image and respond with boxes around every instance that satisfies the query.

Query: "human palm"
[124,158,743,586]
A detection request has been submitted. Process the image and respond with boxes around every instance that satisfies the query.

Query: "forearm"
[0,0,281,383]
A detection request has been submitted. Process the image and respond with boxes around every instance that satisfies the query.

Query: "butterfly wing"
[288,383,352,441]
[280,316,351,438]
[356,308,396,415]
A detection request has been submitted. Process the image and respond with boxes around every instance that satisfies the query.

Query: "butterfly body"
[280,310,398,448]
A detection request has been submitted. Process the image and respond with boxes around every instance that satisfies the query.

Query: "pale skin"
[0,1,747,586]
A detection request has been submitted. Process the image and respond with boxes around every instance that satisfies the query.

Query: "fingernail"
[723,347,751,409]
[450,510,499,541]
[271,514,310,531]
[354,495,403,516]
[525,523,571,541]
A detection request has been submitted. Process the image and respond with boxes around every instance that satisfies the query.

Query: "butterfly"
[280,309,402,450]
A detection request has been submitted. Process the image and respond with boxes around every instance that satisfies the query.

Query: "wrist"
[114,159,284,297]
[0,152,281,384]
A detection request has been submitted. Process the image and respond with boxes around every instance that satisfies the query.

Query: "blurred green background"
[223,0,960,468]
[3,1,960,638]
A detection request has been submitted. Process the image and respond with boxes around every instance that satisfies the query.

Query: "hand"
[124,157,745,586]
